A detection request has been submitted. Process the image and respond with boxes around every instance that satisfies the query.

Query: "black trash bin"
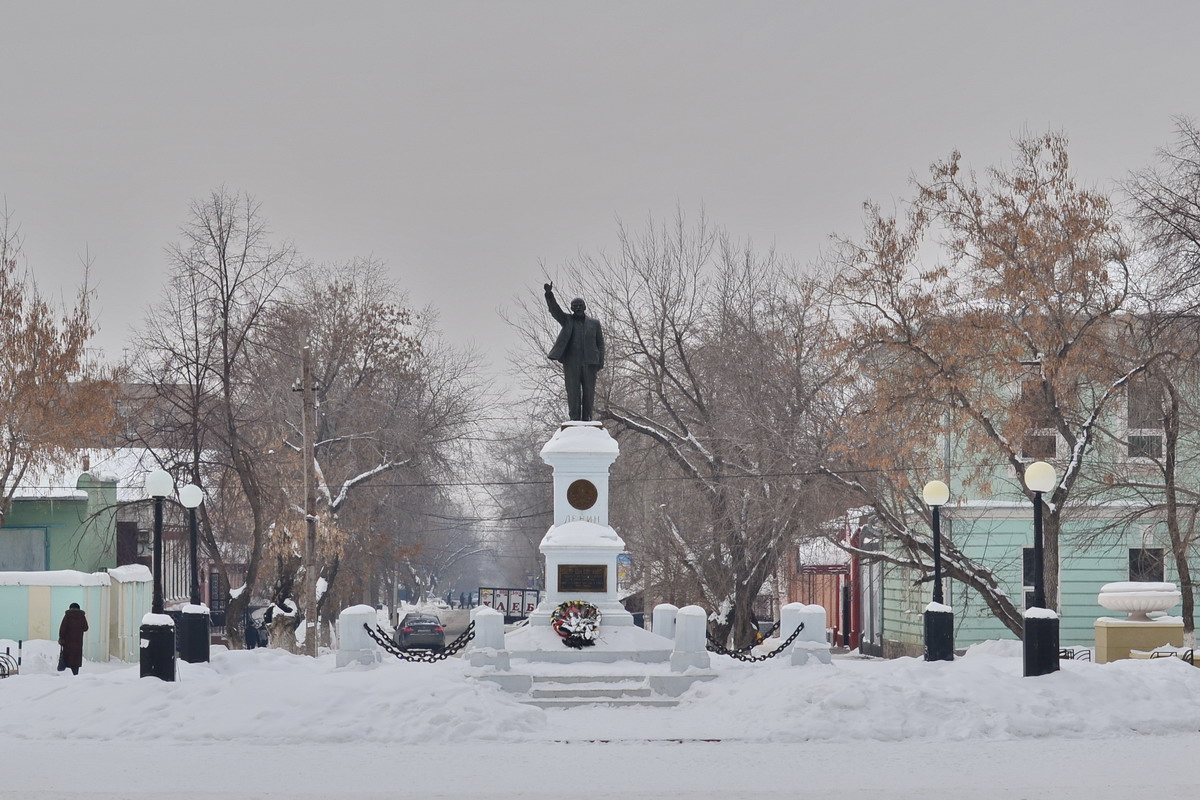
[140,621,177,681]
[178,610,211,663]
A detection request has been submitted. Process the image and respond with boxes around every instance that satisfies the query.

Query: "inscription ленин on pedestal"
[557,564,607,593]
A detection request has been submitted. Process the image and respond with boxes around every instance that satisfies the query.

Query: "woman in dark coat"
[58,603,89,675]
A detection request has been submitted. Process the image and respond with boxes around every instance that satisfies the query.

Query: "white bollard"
[336,604,381,667]
[652,603,679,639]
[781,602,832,665]
[670,605,710,672]
[468,606,510,670]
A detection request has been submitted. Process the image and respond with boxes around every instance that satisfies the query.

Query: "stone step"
[529,674,649,685]
[529,686,654,699]
[522,696,680,709]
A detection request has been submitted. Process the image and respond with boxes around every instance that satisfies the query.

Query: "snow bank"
[0,648,542,745]
[4,640,1200,746]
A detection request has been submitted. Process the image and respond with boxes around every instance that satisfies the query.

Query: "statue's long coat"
[545,292,604,367]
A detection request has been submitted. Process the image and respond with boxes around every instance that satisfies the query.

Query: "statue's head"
[570,298,586,318]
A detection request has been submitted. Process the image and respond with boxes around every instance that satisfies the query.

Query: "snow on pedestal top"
[540,519,625,550]
[539,422,619,457]
[1100,581,1177,593]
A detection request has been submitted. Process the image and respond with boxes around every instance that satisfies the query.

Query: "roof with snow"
[796,537,850,566]
[15,448,161,502]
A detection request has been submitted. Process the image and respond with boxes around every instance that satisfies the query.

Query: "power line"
[11,456,1169,493]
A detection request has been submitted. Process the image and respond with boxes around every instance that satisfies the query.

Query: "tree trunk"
[226,592,248,650]
[1043,505,1062,612]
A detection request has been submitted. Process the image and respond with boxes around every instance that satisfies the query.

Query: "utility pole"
[299,346,319,657]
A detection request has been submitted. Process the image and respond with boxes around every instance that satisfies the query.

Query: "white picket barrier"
[652,603,678,639]
[336,605,381,668]
[467,606,510,670]
[670,605,710,672]
[781,602,832,665]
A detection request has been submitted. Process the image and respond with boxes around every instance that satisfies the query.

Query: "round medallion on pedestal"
[566,479,598,510]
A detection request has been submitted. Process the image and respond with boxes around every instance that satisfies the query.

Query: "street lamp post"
[177,483,210,663]
[140,469,177,681]
[922,480,954,661]
[1023,460,1060,677]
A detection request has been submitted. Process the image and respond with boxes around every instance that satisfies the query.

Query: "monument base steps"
[476,670,716,708]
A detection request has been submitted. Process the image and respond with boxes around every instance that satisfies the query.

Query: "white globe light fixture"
[922,480,950,507]
[1024,461,1057,494]
[178,483,204,509]
[144,469,173,498]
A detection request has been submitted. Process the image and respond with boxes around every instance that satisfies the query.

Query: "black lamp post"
[922,480,954,661]
[140,469,177,681]
[177,483,210,663]
[1023,460,1059,677]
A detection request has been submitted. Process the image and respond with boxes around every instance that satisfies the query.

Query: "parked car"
[394,613,445,651]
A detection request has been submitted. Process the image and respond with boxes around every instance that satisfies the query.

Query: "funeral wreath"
[551,600,601,648]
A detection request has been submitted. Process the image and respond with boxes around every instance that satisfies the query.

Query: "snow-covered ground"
[1,637,1196,797]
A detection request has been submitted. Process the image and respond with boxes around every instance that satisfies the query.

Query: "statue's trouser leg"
[580,365,598,421]
[563,361,584,420]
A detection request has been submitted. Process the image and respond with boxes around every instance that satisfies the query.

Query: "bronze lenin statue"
[544,282,604,421]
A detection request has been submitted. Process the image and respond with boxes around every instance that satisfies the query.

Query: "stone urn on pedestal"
[1094,581,1184,663]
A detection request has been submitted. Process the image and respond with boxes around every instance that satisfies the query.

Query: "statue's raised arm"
[542,283,604,422]
[544,283,569,325]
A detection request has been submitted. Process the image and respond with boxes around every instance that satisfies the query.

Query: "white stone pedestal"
[505,422,672,663]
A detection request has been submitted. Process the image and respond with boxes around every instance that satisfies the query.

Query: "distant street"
[439,607,471,640]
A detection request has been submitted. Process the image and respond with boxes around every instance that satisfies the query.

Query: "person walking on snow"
[58,603,88,676]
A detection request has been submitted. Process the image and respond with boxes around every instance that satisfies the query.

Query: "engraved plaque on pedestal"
[557,564,607,593]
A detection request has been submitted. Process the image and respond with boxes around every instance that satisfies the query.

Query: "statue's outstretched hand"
[544,282,553,293]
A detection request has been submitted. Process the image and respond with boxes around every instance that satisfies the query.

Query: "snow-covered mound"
[3,639,1200,744]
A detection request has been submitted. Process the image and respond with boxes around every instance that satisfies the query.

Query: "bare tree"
[0,206,115,525]
[248,260,491,636]
[827,132,1144,620]
[133,188,300,648]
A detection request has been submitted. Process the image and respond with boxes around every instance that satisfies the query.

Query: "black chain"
[706,619,781,655]
[363,621,475,663]
[707,621,805,662]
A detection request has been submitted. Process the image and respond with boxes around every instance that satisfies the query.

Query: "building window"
[1126,378,1164,460]
[1127,435,1163,459]
[1129,548,1164,582]
[1022,434,1058,460]
[1019,378,1057,460]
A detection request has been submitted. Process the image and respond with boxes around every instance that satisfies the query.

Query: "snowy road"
[2,736,1193,799]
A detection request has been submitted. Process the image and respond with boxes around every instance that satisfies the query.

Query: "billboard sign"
[477,587,543,620]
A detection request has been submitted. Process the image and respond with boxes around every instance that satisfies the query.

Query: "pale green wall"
[4,475,117,572]
[882,507,1193,653]
[876,384,1197,655]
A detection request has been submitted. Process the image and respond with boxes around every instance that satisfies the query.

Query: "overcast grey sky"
[6,2,1200,383]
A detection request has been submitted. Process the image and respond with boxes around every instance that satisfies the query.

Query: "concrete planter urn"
[1097,582,1181,622]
